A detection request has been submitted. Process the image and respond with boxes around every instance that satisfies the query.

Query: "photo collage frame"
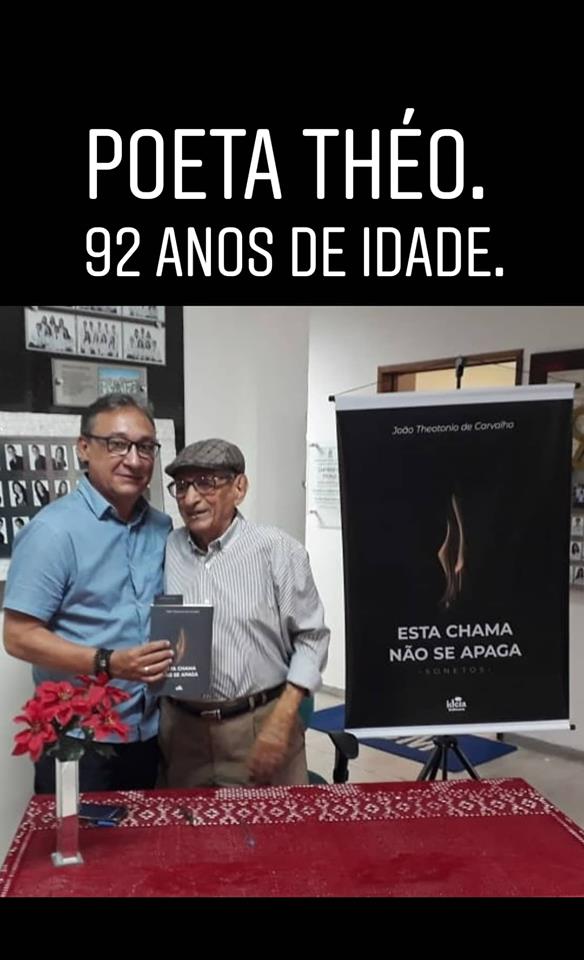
[571,471,584,588]
[25,306,166,366]
[0,433,166,560]
[530,348,584,590]
[0,437,86,557]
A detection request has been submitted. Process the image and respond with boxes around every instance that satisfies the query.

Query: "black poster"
[337,386,572,734]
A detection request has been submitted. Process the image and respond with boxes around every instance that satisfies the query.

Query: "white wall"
[0,619,34,862]
[305,306,584,750]
[183,306,310,542]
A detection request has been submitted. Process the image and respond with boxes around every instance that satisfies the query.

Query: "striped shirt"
[164,513,329,699]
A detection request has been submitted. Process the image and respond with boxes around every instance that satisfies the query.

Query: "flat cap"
[165,438,245,477]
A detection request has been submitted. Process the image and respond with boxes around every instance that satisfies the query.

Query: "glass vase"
[51,758,84,866]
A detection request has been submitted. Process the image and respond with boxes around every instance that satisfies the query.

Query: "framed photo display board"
[51,358,148,407]
[530,348,584,588]
[0,412,181,575]
[25,306,166,366]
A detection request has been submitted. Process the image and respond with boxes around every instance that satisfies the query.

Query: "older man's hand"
[246,683,306,783]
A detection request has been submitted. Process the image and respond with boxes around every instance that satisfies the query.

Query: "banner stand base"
[417,735,480,782]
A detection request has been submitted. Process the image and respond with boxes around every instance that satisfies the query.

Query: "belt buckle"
[200,708,222,720]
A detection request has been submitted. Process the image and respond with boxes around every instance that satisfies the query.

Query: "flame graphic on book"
[437,493,465,610]
[175,628,187,664]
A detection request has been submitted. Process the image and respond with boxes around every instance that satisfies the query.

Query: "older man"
[3,394,174,793]
[160,438,329,787]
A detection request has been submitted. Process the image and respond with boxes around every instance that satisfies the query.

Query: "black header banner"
[2,93,582,304]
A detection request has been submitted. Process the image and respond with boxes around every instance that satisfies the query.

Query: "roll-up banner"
[336,385,573,737]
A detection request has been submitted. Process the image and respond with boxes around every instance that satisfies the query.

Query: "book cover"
[150,603,213,699]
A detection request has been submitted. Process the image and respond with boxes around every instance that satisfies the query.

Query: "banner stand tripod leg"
[418,740,443,780]
[417,735,480,781]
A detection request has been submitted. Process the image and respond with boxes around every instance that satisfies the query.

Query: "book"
[150,602,213,699]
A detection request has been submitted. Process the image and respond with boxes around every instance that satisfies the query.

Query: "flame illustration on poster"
[175,628,187,664]
[437,493,465,610]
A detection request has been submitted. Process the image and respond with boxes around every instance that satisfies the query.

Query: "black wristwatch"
[94,647,114,678]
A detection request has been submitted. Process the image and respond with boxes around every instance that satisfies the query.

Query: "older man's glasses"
[83,434,161,459]
[167,475,234,498]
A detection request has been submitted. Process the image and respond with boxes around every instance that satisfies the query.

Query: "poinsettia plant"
[12,674,130,763]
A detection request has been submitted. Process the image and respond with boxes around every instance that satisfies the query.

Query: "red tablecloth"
[1,777,583,897]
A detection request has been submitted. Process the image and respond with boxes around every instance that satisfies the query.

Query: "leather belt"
[168,682,286,721]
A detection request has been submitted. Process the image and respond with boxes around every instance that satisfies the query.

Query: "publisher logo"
[446,695,467,713]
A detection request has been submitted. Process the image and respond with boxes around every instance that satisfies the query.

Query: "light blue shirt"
[4,476,172,741]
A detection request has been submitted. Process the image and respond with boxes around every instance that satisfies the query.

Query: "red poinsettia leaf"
[84,706,130,741]
[16,697,38,716]
[13,731,36,758]
[54,705,76,726]
[36,681,63,702]
[37,681,80,709]
[28,731,53,762]
[84,685,109,709]
[104,685,131,704]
